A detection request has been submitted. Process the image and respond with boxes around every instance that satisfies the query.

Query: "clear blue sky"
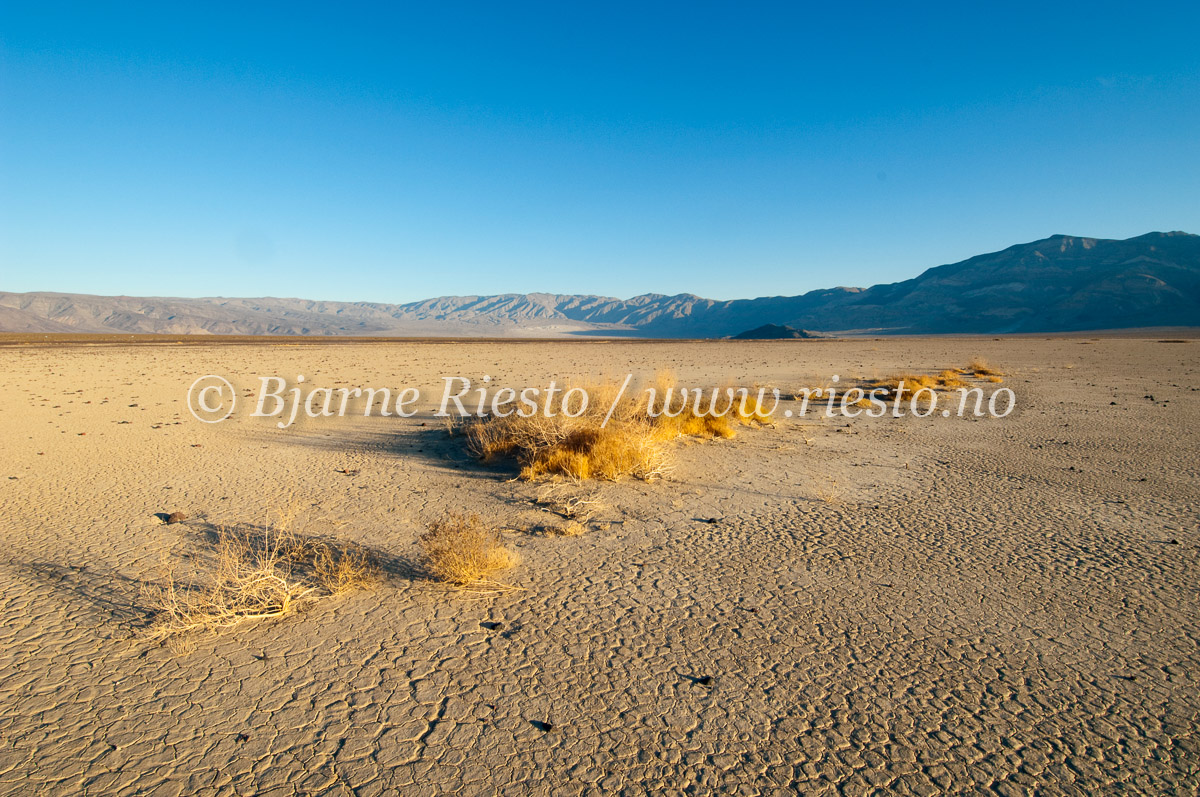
[2,2,1198,302]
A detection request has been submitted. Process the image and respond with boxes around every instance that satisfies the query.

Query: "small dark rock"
[530,720,553,733]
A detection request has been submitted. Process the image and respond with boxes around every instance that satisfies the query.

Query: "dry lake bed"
[1,337,1197,795]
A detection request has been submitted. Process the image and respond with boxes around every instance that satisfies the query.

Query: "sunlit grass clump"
[863,372,943,400]
[465,375,773,481]
[863,361,1003,400]
[419,513,520,587]
[967,358,1003,377]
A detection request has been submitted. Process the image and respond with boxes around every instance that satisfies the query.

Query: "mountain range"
[2,231,1197,337]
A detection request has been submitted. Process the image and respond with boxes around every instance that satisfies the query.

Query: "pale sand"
[0,338,1197,794]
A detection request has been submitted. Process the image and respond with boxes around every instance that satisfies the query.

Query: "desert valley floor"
[0,337,1197,795]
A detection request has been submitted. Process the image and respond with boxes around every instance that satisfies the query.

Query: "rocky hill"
[730,324,821,340]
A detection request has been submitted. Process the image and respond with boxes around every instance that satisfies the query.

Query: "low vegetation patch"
[465,376,773,481]
[966,358,1003,377]
[936,369,968,389]
[419,513,520,587]
[861,361,1004,400]
[864,372,943,399]
[535,482,604,522]
[528,482,606,536]
[146,523,380,640]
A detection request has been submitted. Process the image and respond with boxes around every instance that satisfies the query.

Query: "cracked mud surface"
[1,338,1197,794]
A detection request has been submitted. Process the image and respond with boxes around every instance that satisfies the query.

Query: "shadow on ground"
[14,521,429,638]
[16,561,158,633]
[235,420,521,483]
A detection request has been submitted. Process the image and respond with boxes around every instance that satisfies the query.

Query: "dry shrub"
[147,525,380,640]
[864,373,941,400]
[648,375,775,439]
[967,358,1003,377]
[532,483,604,536]
[419,513,520,586]
[309,541,380,595]
[865,364,996,399]
[470,413,671,481]
[535,482,605,522]
[466,375,773,481]
[814,477,843,504]
[549,520,587,537]
[791,380,874,409]
[936,369,968,389]
[529,425,670,481]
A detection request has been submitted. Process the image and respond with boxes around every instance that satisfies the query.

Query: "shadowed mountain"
[731,324,822,339]
[2,232,1197,337]
[776,231,1200,335]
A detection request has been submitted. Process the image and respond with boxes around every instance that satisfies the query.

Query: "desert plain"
[0,335,1197,795]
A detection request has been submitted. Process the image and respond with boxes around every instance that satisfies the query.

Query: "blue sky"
[2,2,1198,302]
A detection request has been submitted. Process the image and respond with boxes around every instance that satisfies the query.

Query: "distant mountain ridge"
[2,231,1197,337]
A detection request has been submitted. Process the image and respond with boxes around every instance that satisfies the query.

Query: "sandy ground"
[0,337,1197,795]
